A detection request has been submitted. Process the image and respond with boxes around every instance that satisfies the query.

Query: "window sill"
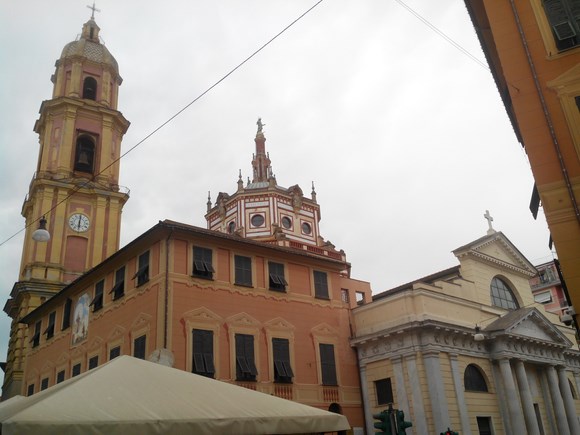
[191,274,214,281]
[269,287,287,293]
[315,295,330,300]
[235,283,254,288]
[136,279,149,288]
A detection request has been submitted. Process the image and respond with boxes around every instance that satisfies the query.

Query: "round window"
[251,214,265,227]
[281,216,292,229]
[301,222,312,235]
[227,221,236,234]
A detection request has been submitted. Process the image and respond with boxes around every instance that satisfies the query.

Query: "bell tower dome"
[2,12,130,399]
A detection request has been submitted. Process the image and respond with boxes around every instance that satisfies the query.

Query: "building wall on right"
[463,0,580,326]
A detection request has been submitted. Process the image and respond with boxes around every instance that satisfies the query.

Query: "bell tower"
[2,13,130,398]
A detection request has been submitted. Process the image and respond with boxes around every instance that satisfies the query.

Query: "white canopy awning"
[0,356,349,435]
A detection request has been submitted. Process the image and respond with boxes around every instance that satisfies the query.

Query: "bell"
[77,150,90,165]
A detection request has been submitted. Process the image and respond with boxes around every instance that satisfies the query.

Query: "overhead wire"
[1,0,498,248]
[0,0,325,248]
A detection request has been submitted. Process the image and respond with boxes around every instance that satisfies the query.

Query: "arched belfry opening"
[83,77,97,100]
[74,135,96,173]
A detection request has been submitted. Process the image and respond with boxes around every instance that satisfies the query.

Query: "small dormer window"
[74,135,95,173]
[490,277,519,310]
[83,77,97,100]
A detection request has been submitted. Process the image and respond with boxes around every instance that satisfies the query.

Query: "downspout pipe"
[508,0,580,223]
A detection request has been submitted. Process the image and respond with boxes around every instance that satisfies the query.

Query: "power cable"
[0,0,325,248]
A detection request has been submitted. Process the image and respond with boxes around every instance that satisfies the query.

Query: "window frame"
[192,246,214,280]
[91,279,105,312]
[272,337,294,383]
[268,261,288,292]
[72,363,81,377]
[375,378,394,405]
[43,311,56,340]
[234,255,253,287]
[313,270,330,299]
[319,343,338,386]
[62,298,72,330]
[133,335,147,360]
[542,0,580,51]
[88,355,99,370]
[56,370,65,384]
[134,251,150,287]
[40,377,49,391]
[490,277,519,310]
[110,266,126,301]
[235,333,258,382]
[464,364,489,392]
[109,345,121,361]
[192,329,215,378]
[31,320,41,348]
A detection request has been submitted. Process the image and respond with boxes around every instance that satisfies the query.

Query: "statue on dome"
[257,118,265,133]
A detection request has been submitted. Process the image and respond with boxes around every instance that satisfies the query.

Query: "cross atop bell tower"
[2,13,130,399]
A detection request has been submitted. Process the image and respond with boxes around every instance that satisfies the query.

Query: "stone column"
[545,365,571,435]
[423,351,450,432]
[498,358,526,433]
[557,366,580,435]
[448,354,472,435]
[405,355,428,435]
[392,356,414,435]
[358,362,374,435]
[513,360,540,435]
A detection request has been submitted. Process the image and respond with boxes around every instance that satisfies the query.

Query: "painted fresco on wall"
[71,293,91,346]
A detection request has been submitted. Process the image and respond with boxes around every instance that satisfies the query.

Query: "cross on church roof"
[87,1,100,19]
[484,210,496,235]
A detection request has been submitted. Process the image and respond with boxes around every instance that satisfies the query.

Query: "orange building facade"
[463,1,580,326]
[6,14,371,431]
[20,220,370,428]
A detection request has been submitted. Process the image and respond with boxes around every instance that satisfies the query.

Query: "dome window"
[83,77,97,101]
[74,135,95,174]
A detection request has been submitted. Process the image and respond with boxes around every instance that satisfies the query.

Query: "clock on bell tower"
[2,13,130,399]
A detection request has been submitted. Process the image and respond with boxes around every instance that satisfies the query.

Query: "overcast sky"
[0,0,554,359]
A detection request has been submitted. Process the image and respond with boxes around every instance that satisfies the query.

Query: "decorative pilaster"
[449,354,472,435]
[358,362,374,435]
[392,356,413,435]
[557,366,580,435]
[423,351,450,432]
[498,358,526,433]
[405,355,428,435]
[546,365,571,435]
[513,360,540,435]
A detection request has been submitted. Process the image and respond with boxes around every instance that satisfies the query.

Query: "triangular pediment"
[182,306,223,324]
[485,308,572,347]
[547,62,580,89]
[453,232,537,277]
[226,312,261,328]
[264,317,295,331]
[311,322,338,337]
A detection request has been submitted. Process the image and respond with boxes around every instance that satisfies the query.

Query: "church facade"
[4,14,371,431]
[352,224,580,435]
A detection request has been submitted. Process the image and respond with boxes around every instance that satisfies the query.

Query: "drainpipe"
[164,228,173,349]
[508,0,580,223]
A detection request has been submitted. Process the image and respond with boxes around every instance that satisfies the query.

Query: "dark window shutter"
[319,343,337,385]
[134,335,146,359]
[192,329,215,377]
[235,333,257,380]
[314,271,329,299]
[530,183,540,220]
[273,338,293,382]
[62,298,72,330]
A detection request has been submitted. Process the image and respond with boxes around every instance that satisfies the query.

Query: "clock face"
[68,213,90,233]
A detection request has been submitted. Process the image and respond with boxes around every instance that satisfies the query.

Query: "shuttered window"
[314,271,329,299]
[319,343,337,386]
[269,262,288,292]
[110,266,125,300]
[192,329,215,378]
[91,279,104,312]
[235,333,258,381]
[134,251,150,287]
[193,247,214,279]
[235,255,252,287]
[543,0,580,50]
[273,338,294,383]
[134,335,146,360]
